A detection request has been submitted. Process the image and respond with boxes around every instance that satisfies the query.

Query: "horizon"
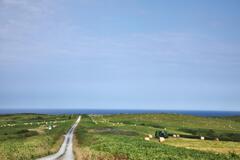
[1,0,240,111]
[2,108,240,118]
[1,108,240,112]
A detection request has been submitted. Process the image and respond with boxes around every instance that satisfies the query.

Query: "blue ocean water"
[0,109,240,117]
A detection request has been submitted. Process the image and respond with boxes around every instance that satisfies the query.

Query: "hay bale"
[159,137,165,142]
[200,136,205,140]
[215,138,219,141]
[48,126,52,130]
[176,134,180,138]
[173,134,177,138]
[144,137,150,141]
[148,134,153,138]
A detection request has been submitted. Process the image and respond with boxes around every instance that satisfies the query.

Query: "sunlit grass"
[0,114,76,160]
[75,114,240,160]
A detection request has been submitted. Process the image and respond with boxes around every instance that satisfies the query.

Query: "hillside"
[75,114,240,160]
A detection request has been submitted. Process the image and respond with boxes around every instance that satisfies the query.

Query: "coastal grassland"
[222,116,240,122]
[75,114,240,160]
[0,114,76,160]
[165,137,240,154]
[99,114,240,141]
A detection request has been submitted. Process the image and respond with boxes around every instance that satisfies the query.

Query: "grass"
[75,114,240,160]
[73,135,114,160]
[2,113,240,159]
[0,114,76,160]
[99,114,240,141]
[165,137,240,154]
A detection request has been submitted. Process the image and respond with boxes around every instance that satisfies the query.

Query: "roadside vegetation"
[0,114,76,160]
[75,114,240,160]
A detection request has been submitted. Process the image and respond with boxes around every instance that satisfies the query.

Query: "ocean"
[0,109,240,117]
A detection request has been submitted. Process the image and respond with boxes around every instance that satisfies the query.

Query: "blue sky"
[0,0,240,110]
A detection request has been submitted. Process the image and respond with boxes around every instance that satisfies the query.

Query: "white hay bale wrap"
[148,134,153,138]
[144,137,150,141]
[159,137,165,142]
[200,136,205,140]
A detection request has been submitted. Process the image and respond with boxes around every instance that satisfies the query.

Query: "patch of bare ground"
[28,127,45,134]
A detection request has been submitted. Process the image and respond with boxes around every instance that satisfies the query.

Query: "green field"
[75,114,240,160]
[0,114,76,160]
[1,113,240,160]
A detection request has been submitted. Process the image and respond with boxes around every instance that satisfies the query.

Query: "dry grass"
[49,135,65,154]
[73,135,115,160]
[28,127,45,134]
[164,137,240,154]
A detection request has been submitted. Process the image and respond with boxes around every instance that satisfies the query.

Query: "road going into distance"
[36,116,81,160]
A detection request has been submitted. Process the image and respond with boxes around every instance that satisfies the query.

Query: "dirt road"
[36,116,81,160]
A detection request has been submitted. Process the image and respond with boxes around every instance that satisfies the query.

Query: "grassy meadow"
[1,113,240,160]
[0,114,76,160]
[74,114,240,160]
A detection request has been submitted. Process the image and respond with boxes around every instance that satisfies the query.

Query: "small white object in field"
[176,134,180,138]
[144,137,150,141]
[173,134,177,138]
[159,137,165,142]
[148,134,153,138]
[48,126,52,130]
[215,138,219,141]
[200,136,205,140]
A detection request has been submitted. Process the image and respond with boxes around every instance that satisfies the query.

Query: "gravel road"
[36,116,81,160]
